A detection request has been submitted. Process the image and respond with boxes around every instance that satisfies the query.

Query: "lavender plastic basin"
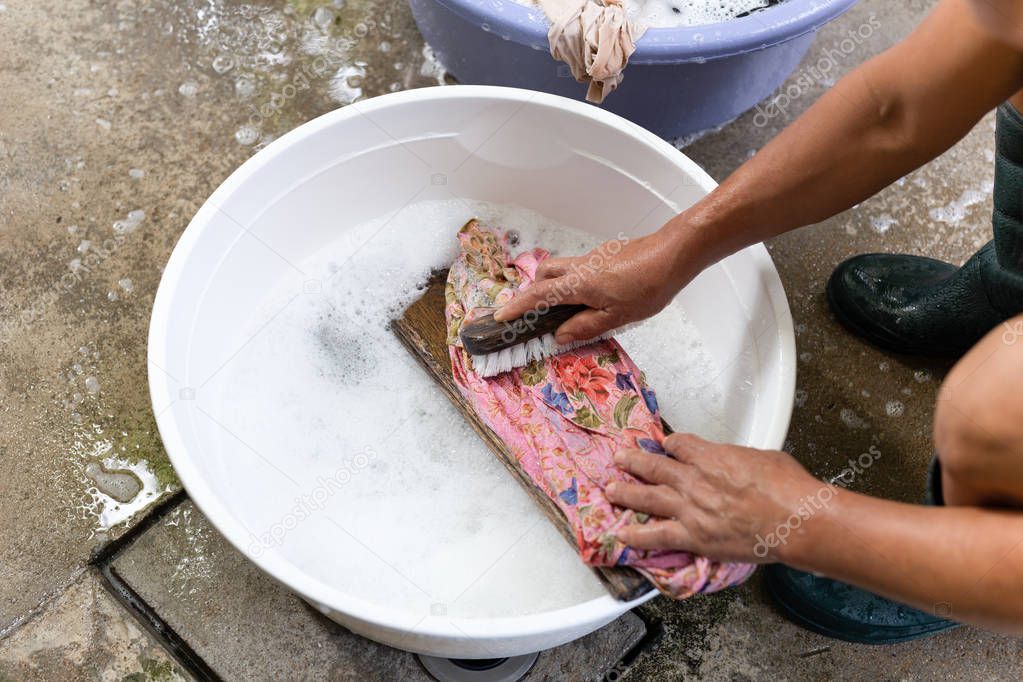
[409,0,857,138]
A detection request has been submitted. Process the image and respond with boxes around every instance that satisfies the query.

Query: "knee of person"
[934,395,991,480]
[934,329,1023,478]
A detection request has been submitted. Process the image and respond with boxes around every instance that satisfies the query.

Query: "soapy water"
[208,199,744,620]
[80,446,170,532]
[85,462,141,503]
[513,0,782,29]
[631,0,779,29]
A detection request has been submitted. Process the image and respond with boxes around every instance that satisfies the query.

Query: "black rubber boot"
[763,565,958,644]
[827,242,1014,357]
[827,102,1023,357]
[924,455,944,507]
[763,457,957,644]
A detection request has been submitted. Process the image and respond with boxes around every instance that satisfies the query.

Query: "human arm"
[496,0,1023,343]
[606,434,1023,633]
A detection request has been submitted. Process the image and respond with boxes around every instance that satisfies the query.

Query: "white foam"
[79,442,171,532]
[512,0,775,29]
[929,183,992,225]
[631,0,772,29]
[212,199,733,619]
[870,213,897,234]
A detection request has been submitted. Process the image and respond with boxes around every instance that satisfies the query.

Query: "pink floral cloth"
[446,220,755,599]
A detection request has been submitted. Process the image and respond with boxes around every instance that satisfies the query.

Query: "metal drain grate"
[417,653,539,681]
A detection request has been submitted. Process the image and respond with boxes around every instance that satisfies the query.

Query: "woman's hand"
[606,433,825,563]
[493,227,697,344]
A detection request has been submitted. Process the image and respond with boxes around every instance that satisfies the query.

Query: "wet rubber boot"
[827,102,1023,357]
[762,565,958,644]
[763,457,958,644]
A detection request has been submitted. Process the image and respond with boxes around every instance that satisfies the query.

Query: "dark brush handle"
[459,304,588,355]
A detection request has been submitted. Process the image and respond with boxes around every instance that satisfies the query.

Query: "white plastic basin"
[148,85,796,659]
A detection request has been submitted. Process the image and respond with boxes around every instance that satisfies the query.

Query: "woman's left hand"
[606,433,825,563]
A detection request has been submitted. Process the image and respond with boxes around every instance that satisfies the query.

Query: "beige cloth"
[539,0,646,104]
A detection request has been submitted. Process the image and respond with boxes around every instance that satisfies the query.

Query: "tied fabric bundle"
[539,0,646,103]
[445,219,755,598]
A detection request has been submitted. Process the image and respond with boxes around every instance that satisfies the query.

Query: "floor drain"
[417,653,539,681]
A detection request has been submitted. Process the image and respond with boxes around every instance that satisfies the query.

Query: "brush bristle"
[470,326,636,378]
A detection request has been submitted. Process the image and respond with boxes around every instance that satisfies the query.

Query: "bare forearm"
[784,490,1023,632]
[675,71,926,267]
[659,0,1023,279]
[680,75,933,260]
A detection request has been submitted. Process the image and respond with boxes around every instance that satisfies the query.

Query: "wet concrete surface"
[1,0,1021,678]
[0,0,440,639]
[0,570,190,681]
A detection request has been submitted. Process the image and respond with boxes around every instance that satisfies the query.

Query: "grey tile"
[630,580,1023,680]
[0,570,190,682]
[112,500,645,681]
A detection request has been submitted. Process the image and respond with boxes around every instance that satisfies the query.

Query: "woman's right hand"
[493,224,698,343]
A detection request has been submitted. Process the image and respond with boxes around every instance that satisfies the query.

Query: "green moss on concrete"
[288,0,371,16]
[121,657,183,682]
[626,588,743,679]
[107,410,179,490]
[288,0,321,13]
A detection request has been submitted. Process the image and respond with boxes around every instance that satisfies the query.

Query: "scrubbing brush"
[459,304,618,377]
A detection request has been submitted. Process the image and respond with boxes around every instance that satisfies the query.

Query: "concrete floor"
[0,0,1021,679]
